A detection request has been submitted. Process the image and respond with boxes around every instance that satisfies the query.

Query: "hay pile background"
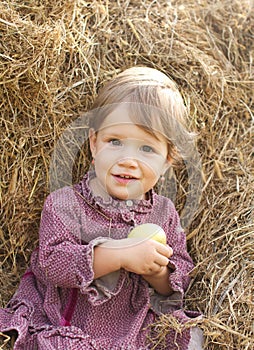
[0,0,253,349]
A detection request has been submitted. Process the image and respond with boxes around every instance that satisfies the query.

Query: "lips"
[113,174,138,184]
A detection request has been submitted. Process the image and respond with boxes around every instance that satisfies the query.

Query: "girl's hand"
[102,238,173,276]
[93,238,173,295]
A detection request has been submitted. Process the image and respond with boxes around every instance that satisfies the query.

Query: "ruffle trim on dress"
[85,268,127,305]
[78,171,153,214]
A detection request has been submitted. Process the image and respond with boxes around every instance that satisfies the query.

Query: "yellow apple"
[128,223,167,245]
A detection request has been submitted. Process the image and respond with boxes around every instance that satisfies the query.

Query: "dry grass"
[0,0,253,349]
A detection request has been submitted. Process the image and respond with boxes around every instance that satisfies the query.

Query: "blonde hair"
[89,66,195,163]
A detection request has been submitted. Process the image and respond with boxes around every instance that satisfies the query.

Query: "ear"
[89,128,97,158]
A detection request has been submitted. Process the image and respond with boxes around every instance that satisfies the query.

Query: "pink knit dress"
[0,172,202,349]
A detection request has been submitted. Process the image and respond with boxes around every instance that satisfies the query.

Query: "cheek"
[142,157,167,176]
[95,148,116,169]
[140,166,161,187]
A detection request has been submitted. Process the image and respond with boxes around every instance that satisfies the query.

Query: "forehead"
[99,104,135,129]
[98,104,165,139]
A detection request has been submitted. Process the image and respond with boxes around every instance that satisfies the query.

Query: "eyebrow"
[100,130,125,139]
[102,130,165,149]
[99,123,167,144]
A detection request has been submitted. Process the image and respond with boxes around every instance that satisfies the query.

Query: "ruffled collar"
[79,171,153,214]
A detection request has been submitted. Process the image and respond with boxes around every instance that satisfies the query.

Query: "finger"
[154,254,170,267]
[155,242,173,258]
[167,246,173,257]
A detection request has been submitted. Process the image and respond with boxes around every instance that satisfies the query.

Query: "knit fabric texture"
[0,171,201,349]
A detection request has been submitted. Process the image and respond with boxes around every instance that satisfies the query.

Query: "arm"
[162,208,195,294]
[93,238,173,296]
[38,188,101,289]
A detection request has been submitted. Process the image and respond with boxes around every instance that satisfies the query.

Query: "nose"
[117,157,139,168]
[116,143,140,168]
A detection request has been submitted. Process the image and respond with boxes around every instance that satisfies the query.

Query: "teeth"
[119,175,132,179]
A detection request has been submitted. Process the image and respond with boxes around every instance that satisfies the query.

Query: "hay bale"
[0,0,253,349]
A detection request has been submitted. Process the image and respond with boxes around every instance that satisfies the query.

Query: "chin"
[109,190,133,200]
[111,193,129,200]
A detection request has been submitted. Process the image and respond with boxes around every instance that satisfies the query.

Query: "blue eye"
[141,145,154,153]
[109,139,122,146]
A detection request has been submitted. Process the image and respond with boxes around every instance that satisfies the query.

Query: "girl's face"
[89,104,171,200]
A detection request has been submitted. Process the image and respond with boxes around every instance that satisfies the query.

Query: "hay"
[0,0,253,349]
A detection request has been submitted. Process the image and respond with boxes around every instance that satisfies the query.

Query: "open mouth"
[118,174,136,179]
[114,174,137,180]
[113,174,138,183]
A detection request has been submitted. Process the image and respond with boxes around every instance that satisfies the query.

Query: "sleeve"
[148,203,195,315]
[37,188,111,294]
[166,208,194,296]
